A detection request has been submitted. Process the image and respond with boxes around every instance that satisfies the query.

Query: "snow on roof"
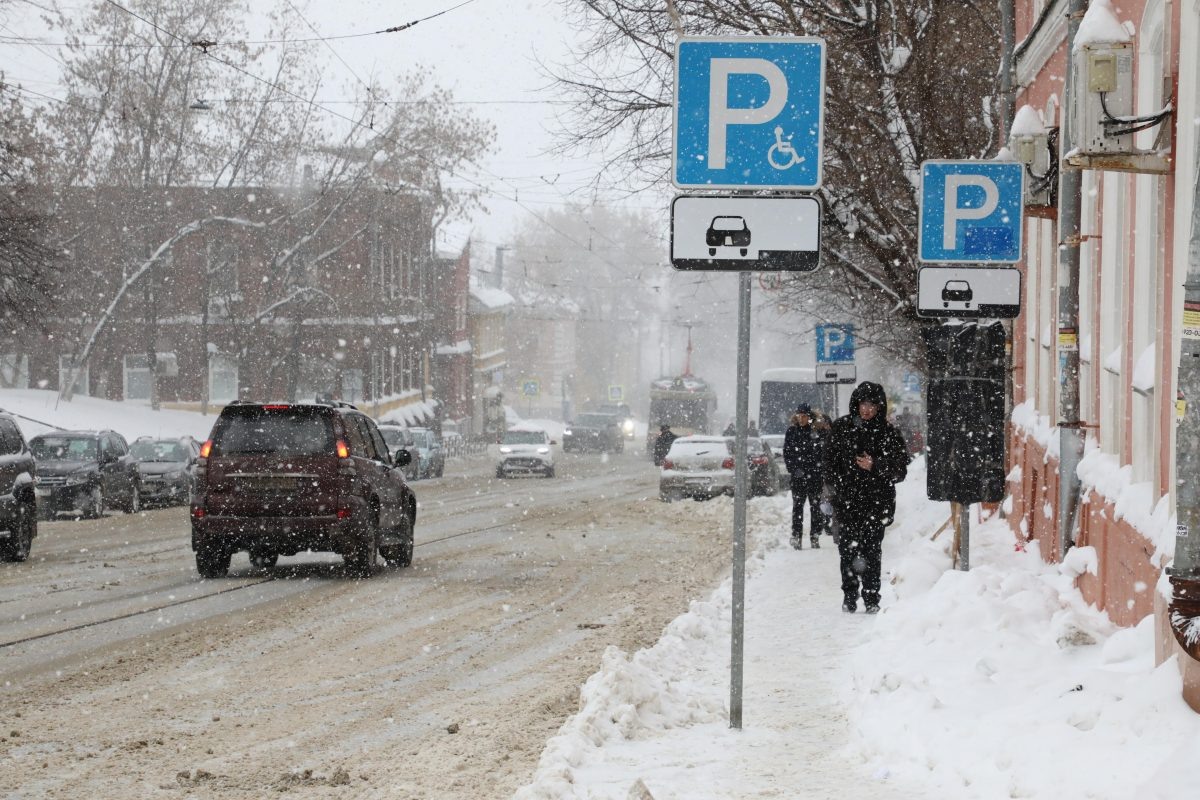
[469,275,515,309]
[507,422,546,433]
[1010,105,1046,138]
[1074,0,1133,52]
[994,146,1016,161]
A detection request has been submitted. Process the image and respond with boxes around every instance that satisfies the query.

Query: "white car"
[495,426,556,478]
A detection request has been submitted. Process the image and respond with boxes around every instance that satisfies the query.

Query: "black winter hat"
[849,381,888,415]
[795,403,812,415]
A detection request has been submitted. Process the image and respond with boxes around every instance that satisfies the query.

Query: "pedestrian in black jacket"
[782,404,827,549]
[652,424,678,466]
[823,381,908,614]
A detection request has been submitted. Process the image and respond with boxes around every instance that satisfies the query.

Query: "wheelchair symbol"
[767,126,805,171]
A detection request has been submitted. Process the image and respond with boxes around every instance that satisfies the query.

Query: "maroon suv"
[190,402,416,578]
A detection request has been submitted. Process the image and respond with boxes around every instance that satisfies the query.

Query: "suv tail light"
[662,458,674,470]
[336,439,350,459]
[750,455,768,466]
[721,457,735,470]
[199,439,213,458]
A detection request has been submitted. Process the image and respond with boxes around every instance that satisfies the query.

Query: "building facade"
[1008,0,1200,707]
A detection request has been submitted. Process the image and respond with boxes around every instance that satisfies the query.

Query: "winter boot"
[810,536,820,549]
[864,604,880,614]
[842,599,857,613]
[790,535,802,550]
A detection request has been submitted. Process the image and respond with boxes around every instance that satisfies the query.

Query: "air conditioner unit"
[1009,104,1054,206]
[1071,41,1135,156]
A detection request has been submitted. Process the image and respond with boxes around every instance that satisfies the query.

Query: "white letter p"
[943,175,999,250]
[708,58,788,170]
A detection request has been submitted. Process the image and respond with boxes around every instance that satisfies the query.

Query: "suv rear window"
[211,406,334,457]
[666,440,728,458]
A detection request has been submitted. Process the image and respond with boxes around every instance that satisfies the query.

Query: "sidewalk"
[514,460,1200,799]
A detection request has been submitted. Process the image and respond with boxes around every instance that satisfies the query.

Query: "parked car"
[131,436,199,506]
[30,430,141,519]
[0,415,37,562]
[659,435,779,501]
[495,426,555,478]
[562,412,624,453]
[760,433,790,490]
[408,427,445,478]
[378,424,420,482]
[190,401,416,578]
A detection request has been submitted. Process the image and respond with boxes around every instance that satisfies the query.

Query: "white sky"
[0,0,667,264]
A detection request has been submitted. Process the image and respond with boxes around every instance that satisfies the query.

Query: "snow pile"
[1074,0,1133,52]
[0,388,215,442]
[1010,104,1046,138]
[379,398,438,427]
[513,459,1200,799]
[1011,399,1059,458]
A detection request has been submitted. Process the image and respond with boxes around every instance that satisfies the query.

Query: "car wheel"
[125,485,141,514]
[83,486,105,519]
[345,511,379,578]
[495,467,506,479]
[195,541,231,578]
[381,510,414,568]
[249,550,279,570]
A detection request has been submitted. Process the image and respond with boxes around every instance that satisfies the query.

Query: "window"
[123,354,152,401]
[0,420,24,455]
[209,355,239,404]
[343,413,368,455]
[1099,172,1129,458]
[211,406,334,457]
[58,355,89,397]
[367,423,389,463]
[1038,218,1055,414]
[1024,219,1040,405]
[341,370,364,404]
[1078,169,1098,427]
[206,240,241,317]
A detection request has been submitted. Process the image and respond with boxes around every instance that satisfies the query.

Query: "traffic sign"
[521,380,540,398]
[670,195,821,271]
[815,364,856,384]
[918,161,1024,263]
[607,385,624,403]
[815,324,855,364]
[673,37,825,190]
[917,266,1022,319]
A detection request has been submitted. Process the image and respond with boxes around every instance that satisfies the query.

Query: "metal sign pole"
[730,270,751,729]
[958,502,971,571]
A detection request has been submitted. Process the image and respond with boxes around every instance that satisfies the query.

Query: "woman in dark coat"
[823,381,908,613]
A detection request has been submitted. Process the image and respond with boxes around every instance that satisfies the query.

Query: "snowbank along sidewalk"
[515,459,1200,799]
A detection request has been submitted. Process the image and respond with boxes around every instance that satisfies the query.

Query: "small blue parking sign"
[674,37,825,190]
[919,161,1024,263]
[816,324,855,364]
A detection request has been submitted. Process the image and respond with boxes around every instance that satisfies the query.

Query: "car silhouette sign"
[671,195,821,272]
[706,216,752,256]
[917,267,1021,319]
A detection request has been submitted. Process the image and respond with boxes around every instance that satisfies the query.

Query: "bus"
[758,368,838,436]
[646,375,718,457]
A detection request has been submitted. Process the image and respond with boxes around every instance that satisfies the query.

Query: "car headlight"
[499,446,513,454]
[563,429,573,436]
[622,420,634,433]
[537,447,550,454]
[66,473,91,486]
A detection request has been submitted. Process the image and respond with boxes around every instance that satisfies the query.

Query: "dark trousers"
[837,519,884,606]
[790,476,825,541]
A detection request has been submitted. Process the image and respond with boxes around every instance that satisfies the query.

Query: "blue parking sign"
[816,324,854,364]
[919,161,1024,263]
[674,37,825,190]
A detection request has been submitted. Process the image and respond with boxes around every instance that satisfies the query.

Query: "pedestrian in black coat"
[823,381,908,613]
[782,404,827,549]
[652,424,678,466]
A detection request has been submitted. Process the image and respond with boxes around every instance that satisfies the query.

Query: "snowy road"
[0,450,729,798]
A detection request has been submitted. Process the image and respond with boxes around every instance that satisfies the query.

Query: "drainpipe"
[1170,114,1200,662]
[999,0,1017,523]
[1057,0,1088,558]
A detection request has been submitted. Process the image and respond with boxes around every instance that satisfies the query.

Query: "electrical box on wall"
[1071,41,1135,156]
[1009,105,1054,207]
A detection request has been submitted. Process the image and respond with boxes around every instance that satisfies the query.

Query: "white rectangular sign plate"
[670,194,821,272]
[815,364,856,384]
[917,266,1022,319]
